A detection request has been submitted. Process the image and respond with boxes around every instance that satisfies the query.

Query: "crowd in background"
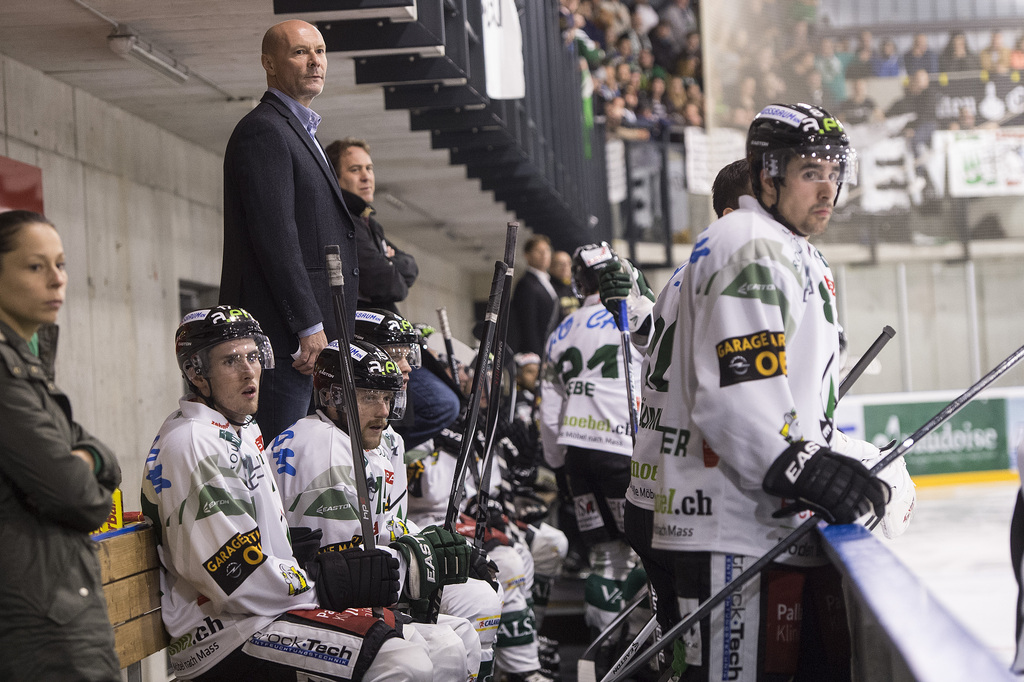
[559,0,1024,144]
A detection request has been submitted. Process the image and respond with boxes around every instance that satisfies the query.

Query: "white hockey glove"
[831,430,916,539]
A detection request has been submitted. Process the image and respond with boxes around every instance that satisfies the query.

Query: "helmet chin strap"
[757,178,810,238]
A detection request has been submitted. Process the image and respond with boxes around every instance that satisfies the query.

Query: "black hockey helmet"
[174,306,274,378]
[571,241,618,298]
[354,308,422,369]
[746,102,857,206]
[314,339,406,419]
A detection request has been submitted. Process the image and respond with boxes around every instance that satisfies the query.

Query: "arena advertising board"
[836,387,1024,476]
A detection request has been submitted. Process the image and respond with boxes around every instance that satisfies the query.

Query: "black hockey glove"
[762,441,890,525]
[288,526,323,568]
[307,548,401,610]
[468,545,500,592]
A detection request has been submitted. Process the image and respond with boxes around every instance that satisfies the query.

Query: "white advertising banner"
[481,0,525,100]
[944,128,1024,198]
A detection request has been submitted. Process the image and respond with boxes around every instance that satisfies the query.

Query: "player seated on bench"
[141,306,472,681]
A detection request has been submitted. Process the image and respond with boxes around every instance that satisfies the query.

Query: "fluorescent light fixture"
[107,26,189,84]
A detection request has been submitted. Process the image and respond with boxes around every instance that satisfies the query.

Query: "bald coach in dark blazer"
[220,20,358,442]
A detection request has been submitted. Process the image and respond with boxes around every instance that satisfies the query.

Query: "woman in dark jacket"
[0,210,122,681]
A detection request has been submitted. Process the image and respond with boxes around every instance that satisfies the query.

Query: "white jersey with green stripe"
[636,196,842,560]
[269,413,414,570]
[538,295,643,466]
[140,398,319,679]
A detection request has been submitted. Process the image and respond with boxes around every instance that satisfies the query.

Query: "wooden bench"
[97,526,170,681]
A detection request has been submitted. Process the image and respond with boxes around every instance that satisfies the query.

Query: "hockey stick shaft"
[474,223,518,542]
[608,340,1024,681]
[426,260,505,623]
[619,300,639,444]
[325,245,375,551]
[443,260,507,531]
[436,307,464,399]
[838,325,896,400]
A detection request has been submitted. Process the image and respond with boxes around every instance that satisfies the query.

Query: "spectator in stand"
[680,100,704,128]
[666,76,688,119]
[606,96,651,141]
[778,19,811,66]
[624,10,653,56]
[577,0,606,50]
[727,74,760,129]
[636,96,669,139]
[887,68,939,155]
[648,76,670,119]
[980,31,1012,74]
[839,77,883,125]
[650,21,679,71]
[816,36,848,106]
[846,43,877,80]
[939,31,981,74]
[904,33,938,74]
[599,0,631,50]
[636,48,669,90]
[1010,34,1024,71]
[675,53,702,89]
[659,0,697,57]
[613,61,634,90]
[607,33,636,68]
[632,0,659,36]
[875,37,903,76]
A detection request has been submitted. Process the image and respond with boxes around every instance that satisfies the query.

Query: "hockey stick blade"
[608,340,1024,681]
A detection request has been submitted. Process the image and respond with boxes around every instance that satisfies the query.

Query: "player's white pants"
[583,538,635,631]
[406,618,475,681]
[489,543,541,674]
[441,579,503,679]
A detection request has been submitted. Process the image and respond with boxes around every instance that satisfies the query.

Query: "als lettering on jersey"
[716,330,787,387]
[303,487,358,520]
[203,528,267,595]
[195,484,256,521]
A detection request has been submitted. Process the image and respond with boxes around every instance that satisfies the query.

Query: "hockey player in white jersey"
[269,338,494,680]
[141,307,443,681]
[539,243,646,636]
[618,104,899,681]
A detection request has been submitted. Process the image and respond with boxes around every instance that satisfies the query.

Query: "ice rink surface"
[884,479,1020,667]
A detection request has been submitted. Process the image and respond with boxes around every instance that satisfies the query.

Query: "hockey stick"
[436,307,464,399]
[324,245,376,551]
[619,299,639,444]
[424,259,506,622]
[585,325,897,680]
[839,325,895,400]
[473,223,518,545]
[607,340,1024,682]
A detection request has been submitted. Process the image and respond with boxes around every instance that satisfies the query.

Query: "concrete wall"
[1,55,484,516]
[1,54,223,513]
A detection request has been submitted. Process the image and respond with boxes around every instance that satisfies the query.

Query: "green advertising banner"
[863,399,1009,476]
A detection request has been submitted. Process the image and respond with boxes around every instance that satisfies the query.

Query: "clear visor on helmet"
[191,334,275,376]
[326,386,406,420]
[380,343,422,369]
[763,146,858,186]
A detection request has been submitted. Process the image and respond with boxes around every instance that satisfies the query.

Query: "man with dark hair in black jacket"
[326,137,419,314]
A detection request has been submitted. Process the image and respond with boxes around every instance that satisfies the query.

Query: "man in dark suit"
[509,234,558,357]
[220,20,359,442]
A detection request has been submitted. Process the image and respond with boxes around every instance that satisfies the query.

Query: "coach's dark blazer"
[509,270,558,357]
[219,91,358,356]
